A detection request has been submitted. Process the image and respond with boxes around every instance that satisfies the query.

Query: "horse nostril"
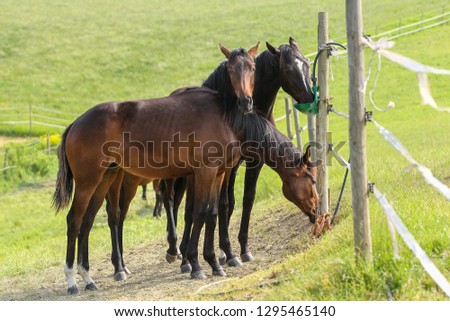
[238,96,253,113]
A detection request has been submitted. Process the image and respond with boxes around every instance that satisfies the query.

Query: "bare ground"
[0,206,313,301]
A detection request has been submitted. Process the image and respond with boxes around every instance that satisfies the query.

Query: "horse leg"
[172,176,187,260]
[219,164,238,264]
[227,164,239,224]
[65,178,103,295]
[163,179,178,263]
[203,213,226,276]
[106,169,127,281]
[179,176,194,273]
[141,184,147,200]
[203,172,226,276]
[218,169,241,267]
[77,168,120,291]
[153,180,163,218]
[116,172,139,276]
[238,162,263,262]
[173,177,187,228]
[187,169,219,279]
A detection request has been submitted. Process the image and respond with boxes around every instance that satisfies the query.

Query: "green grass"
[0,182,166,277]
[0,0,449,300]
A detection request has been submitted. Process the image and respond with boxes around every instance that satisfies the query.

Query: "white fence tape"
[363,37,450,112]
[328,145,450,297]
[372,186,450,297]
[372,119,450,201]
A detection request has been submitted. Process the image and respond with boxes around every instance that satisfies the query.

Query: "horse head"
[220,42,259,114]
[281,146,319,223]
[266,37,315,104]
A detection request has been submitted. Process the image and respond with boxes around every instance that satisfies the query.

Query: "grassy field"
[0,0,449,301]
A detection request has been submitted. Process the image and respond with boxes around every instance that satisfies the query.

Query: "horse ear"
[301,145,312,166]
[247,41,260,58]
[289,37,300,50]
[266,41,281,56]
[219,44,231,59]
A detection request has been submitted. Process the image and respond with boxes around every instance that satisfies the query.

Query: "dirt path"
[0,207,313,301]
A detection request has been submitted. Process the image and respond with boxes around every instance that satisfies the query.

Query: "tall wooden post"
[292,107,303,152]
[307,113,316,161]
[284,98,293,140]
[346,0,373,262]
[316,12,329,215]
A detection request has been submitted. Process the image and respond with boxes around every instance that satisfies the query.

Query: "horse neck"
[265,143,299,182]
[241,124,299,180]
[253,51,281,119]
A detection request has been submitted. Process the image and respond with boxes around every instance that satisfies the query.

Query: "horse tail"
[52,122,74,212]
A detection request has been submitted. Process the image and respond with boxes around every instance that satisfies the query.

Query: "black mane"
[224,104,303,167]
[255,50,279,80]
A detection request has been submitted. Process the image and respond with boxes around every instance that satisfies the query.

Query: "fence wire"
[372,185,450,298]
[372,119,450,201]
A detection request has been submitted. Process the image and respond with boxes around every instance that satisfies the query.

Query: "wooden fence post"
[346,0,373,263]
[284,98,293,140]
[316,12,329,216]
[307,113,316,160]
[292,107,303,152]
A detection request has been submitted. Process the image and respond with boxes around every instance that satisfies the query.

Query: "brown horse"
[53,44,259,294]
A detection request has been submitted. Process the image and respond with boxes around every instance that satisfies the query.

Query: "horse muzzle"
[238,96,253,114]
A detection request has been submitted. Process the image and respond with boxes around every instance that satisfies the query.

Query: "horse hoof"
[180,263,192,274]
[166,252,178,264]
[124,266,132,275]
[114,271,127,281]
[241,252,254,262]
[67,285,80,295]
[85,283,99,291]
[190,270,207,279]
[227,257,243,267]
[212,268,227,277]
[219,253,227,266]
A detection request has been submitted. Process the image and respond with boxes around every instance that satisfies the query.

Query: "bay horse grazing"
[53,44,259,294]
